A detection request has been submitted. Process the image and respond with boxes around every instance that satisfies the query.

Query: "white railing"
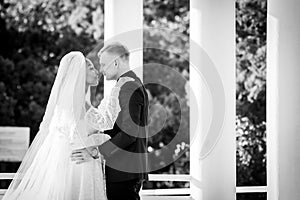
[148,174,190,182]
[0,173,14,180]
[0,173,267,199]
[236,186,267,193]
[141,174,190,198]
[0,173,14,197]
[0,173,192,200]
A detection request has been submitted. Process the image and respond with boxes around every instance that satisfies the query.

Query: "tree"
[236,0,267,190]
[0,0,103,137]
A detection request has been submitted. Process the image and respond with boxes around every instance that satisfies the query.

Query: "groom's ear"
[114,60,118,67]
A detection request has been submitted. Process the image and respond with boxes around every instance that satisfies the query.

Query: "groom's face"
[99,52,118,81]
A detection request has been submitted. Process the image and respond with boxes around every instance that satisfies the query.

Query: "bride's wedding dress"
[67,89,120,200]
[3,52,120,200]
[63,88,121,200]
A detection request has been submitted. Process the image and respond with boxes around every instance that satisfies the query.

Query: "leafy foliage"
[0,0,102,188]
[143,0,190,189]
[0,0,103,136]
[236,0,267,187]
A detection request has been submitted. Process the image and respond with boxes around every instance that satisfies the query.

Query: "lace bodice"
[85,87,121,132]
[72,87,121,149]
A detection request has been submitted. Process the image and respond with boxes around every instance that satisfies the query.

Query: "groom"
[72,42,149,200]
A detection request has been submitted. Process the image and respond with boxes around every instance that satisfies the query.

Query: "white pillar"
[104,0,143,95]
[190,0,236,199]
[267,0,300,199]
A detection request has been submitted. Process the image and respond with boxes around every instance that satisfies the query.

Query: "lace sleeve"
[85,87,121,131]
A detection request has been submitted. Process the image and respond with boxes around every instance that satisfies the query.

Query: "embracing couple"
[3,42,149,200]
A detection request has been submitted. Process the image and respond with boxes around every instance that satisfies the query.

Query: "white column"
[190,0,236,199]
[267,0,300,199]
[104,0,143,96]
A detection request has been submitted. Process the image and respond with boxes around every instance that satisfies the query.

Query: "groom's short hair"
[98,42,129,61]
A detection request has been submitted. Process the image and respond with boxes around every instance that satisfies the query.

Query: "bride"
[3,51,132,200]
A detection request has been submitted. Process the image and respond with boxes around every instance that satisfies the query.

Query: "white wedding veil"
[3,51,87,199]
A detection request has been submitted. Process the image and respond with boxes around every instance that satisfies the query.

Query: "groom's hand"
[71,146,98,164]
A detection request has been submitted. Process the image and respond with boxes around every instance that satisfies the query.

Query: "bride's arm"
[84,77,134,131]
[85,86,121,131]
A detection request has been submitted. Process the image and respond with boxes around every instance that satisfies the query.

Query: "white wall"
[267,0,300,199]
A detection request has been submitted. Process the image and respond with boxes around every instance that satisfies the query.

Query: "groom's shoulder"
[119,79,144,102]
[121,78,142,91]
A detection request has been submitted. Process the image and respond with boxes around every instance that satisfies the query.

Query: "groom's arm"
[98,81,143,159]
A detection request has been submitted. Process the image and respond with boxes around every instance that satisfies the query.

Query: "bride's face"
[85,58,99,86]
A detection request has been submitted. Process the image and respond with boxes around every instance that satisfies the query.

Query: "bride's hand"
[115,77,134,88]
[71,146,96,164]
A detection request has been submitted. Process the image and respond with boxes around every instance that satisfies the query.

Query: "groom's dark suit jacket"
[98,70,149,182]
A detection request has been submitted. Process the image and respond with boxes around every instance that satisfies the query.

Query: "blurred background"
[0,0,266,199]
